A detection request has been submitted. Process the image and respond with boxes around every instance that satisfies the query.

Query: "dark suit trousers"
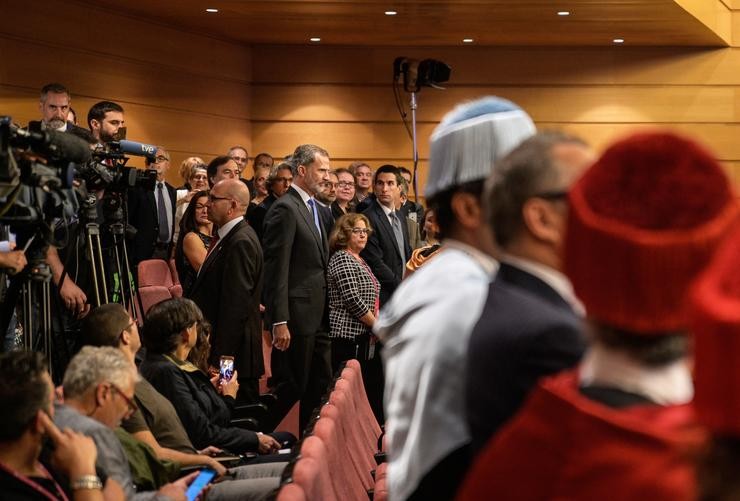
[266,331,332,433]
[331,335,385,423]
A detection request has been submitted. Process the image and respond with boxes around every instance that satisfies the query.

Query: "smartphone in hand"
[219,356,234,382]
[186,468,218,501]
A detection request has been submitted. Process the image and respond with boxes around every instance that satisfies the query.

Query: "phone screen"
[186,468,217,501]
[219,356,234,382]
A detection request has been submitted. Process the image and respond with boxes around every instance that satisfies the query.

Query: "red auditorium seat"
[138,259,174,288]
[313,405,369,500]
[330,379,376,489]
[294,436,339,501]
[276,483,306,501]
[137,259,175,315]
[138,287,172,316]
[342,362,382,445]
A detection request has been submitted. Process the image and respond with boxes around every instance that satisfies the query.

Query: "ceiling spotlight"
[557,11,570,16]
[462,38,474,43]
[385,10,397,16]
[613,38,625,44]
[205,8,218,13]
[310,37,321,42]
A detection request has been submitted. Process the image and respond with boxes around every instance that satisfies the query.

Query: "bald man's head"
[207,179,251,226]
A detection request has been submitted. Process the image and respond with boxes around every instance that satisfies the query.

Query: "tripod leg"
[86,232,102,307]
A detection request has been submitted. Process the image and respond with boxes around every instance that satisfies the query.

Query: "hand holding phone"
[219,356,234,382]
[185,468,218,501]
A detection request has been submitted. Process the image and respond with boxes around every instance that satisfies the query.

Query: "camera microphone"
[113,140,158,160]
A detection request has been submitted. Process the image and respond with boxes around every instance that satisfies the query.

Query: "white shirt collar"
[379,202,394,218]
[217,216,243,240]
[291,183,312,206]
[578,343,693,405]
[500,254,585,316]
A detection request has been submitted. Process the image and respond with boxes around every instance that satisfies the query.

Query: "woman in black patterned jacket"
[327,213,381,372]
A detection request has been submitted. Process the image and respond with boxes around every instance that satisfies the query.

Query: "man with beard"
[262,144,333,431]
[28,83,88,135]
[87,101,125,145]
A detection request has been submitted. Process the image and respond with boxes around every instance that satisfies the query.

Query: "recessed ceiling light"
[613,38,625,44]
[557,11,570,16]
[463,38,474,43]
[385,10,397,16]
[205,8,218,13]
[310,37,321,42]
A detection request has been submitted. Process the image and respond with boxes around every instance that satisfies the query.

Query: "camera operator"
[127,147,176,263]
[87,101,125,146]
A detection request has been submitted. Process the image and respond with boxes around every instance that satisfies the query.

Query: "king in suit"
[360,165,412,306]
[187,179,264,404]
[465,132,595,452]
[127,148,176,264]
[262,144,333,431]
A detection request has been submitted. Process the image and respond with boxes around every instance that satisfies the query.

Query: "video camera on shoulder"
[78,127,157,192]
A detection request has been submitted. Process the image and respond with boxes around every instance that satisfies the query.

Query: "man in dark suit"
[127,147,176,263]
[466,132,594,452]
[188,179,264,404]
[361,164,412,306]
[262,144,333,431]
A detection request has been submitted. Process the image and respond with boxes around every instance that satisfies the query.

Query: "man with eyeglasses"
[465,131,593,452]
[315,171,339,231]
[55,346,197,500]
[127,147,177,263]
[228,145,251,189]
[188,179,265,405]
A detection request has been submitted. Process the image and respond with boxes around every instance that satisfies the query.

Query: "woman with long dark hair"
[174,190,211,296]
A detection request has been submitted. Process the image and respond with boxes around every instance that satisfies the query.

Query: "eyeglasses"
[191,174,208,181]
[109,382,138,416]
[337,181,355,188]
[323,182,339,189]
[351,228,371,235]
[208,194,233,203]
[275,177,292,184]
[154,156,169,163]
[230,156,248,163]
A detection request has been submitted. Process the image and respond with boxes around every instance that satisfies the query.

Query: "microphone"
[112,140,158,160]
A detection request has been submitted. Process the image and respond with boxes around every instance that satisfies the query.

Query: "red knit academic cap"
[690,224,740,435]
[564,131,739,334]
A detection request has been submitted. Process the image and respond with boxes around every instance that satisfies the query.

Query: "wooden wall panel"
[250,44,740,198]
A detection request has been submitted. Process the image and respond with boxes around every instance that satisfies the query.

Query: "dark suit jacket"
[466,262,586,452]
[127,182,176,264]
[360,199,412,305]
[317,203,335,236]
[262,187,329,337]
[187,219,264,378]
[246,193,276,242]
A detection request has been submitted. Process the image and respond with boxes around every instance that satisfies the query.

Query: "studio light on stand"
[393,57,451,202]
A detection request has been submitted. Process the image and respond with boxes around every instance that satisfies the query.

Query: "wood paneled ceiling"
[78,0,730,47]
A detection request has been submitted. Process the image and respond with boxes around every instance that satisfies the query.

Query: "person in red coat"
[458,131,740,500]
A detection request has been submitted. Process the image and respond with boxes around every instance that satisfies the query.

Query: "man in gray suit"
[262,144,333,431]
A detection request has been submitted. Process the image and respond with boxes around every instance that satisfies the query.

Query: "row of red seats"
[274,359,385,500]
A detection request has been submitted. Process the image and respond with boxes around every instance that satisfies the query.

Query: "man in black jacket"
[361,164,412,306]
[262,144,333,431]
[466,132,594,451]
[188,179,264,404]
[127,148,176,263]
